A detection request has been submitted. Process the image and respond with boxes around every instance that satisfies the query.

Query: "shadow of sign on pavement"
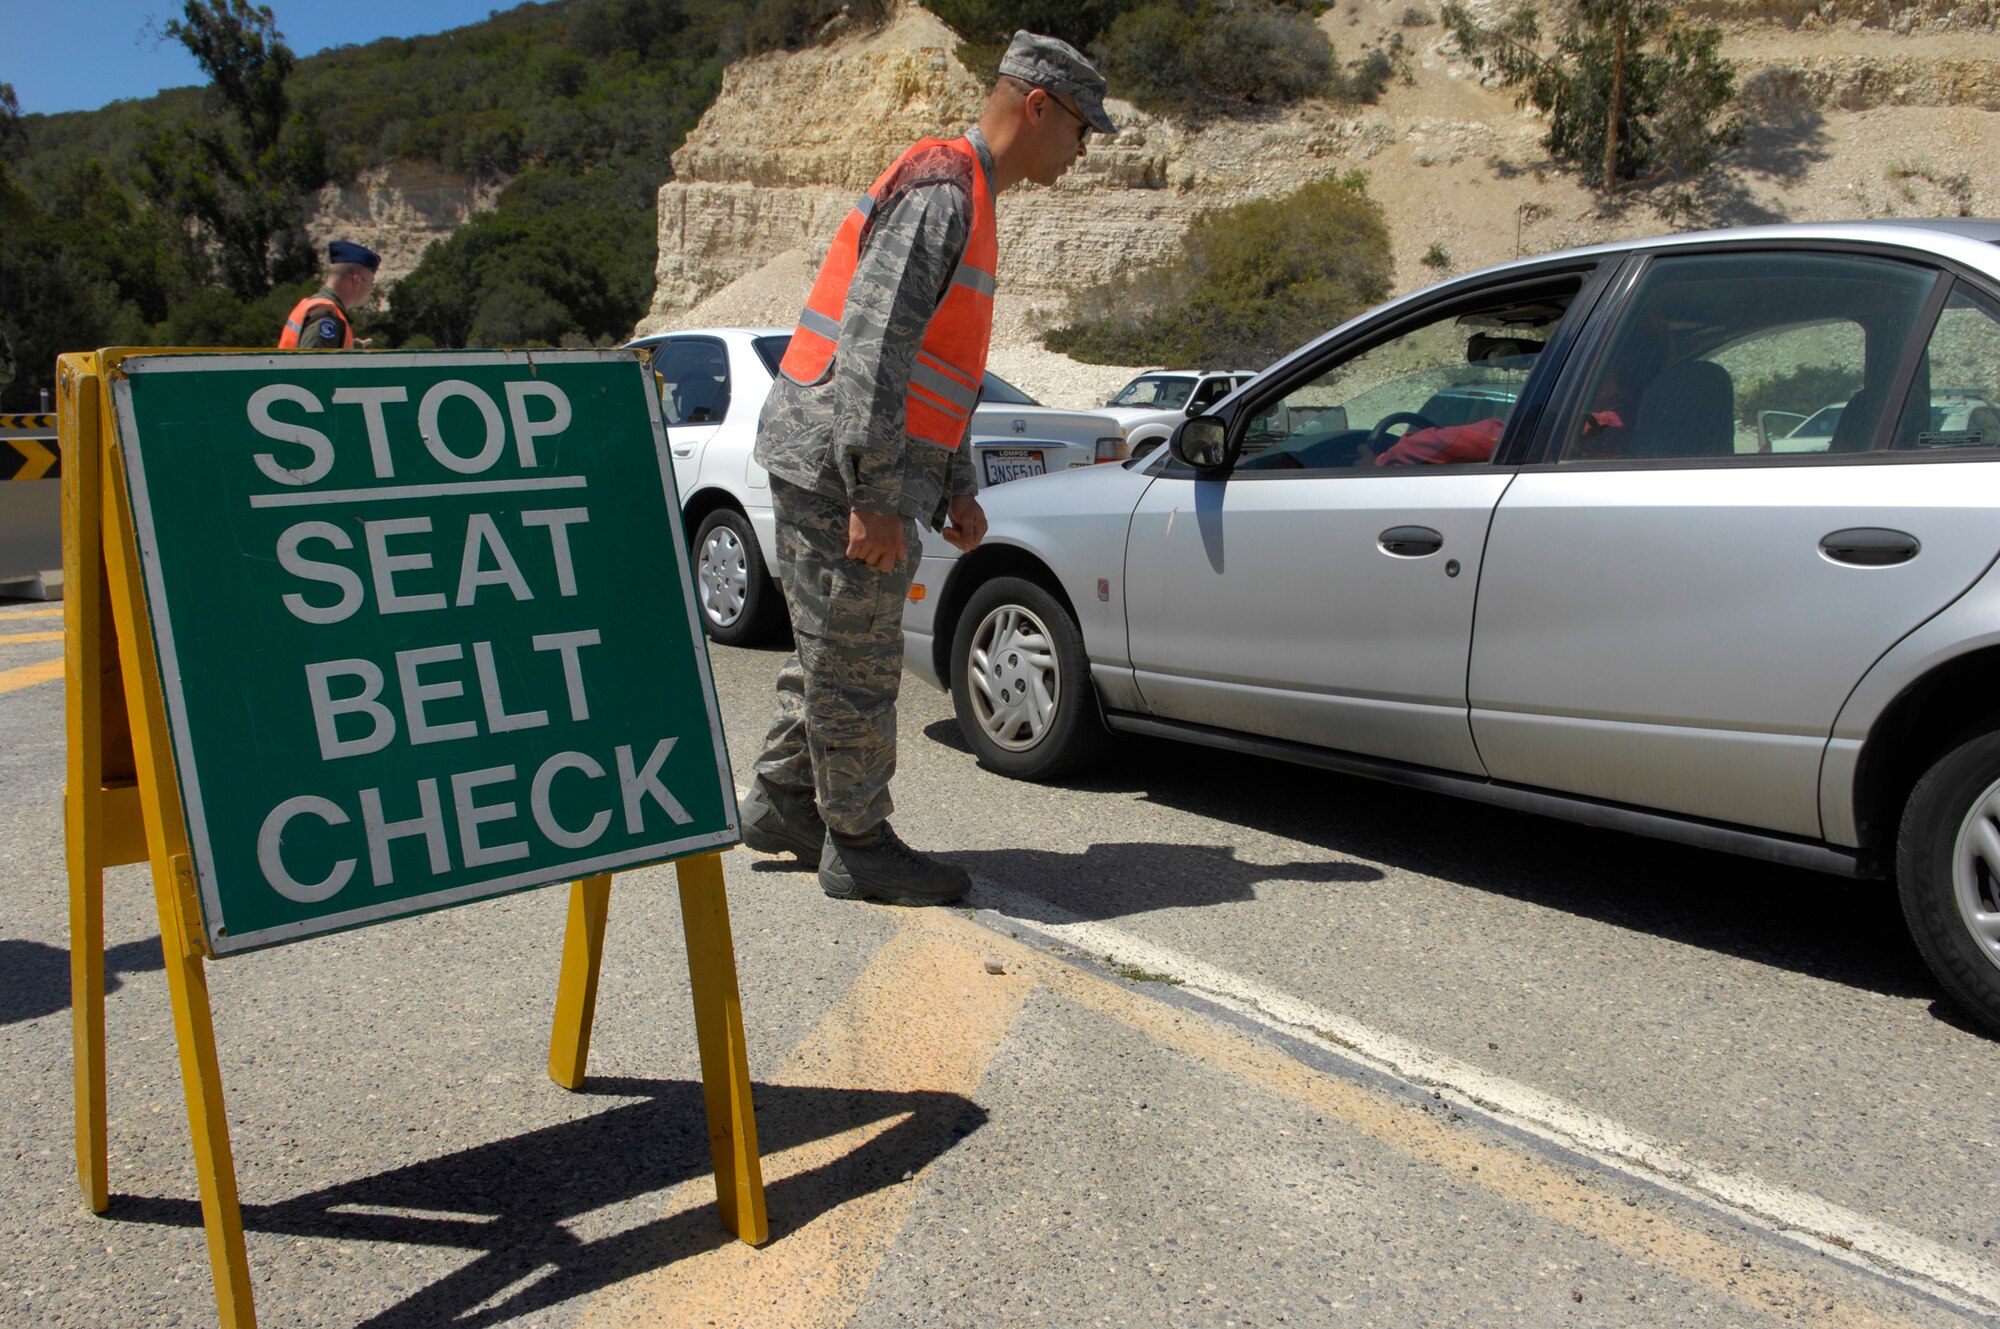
[108,1078,985,1329]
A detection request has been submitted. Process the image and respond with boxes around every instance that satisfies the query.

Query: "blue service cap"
[328,239,381,271]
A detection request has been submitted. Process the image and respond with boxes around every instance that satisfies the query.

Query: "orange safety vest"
[778,137,997,451]
[279,294,352,349]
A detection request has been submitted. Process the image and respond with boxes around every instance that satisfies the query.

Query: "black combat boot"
[738,780,826,860]
[818,823,971,906]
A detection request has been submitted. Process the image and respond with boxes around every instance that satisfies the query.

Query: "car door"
[649,336,731,498]
[1121,268,1600,775]
[1469,248,2000,838]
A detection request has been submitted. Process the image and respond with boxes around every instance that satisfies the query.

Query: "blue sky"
[3,1,541,116]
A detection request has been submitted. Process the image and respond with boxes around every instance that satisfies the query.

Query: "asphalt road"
[5,601,2000,1328]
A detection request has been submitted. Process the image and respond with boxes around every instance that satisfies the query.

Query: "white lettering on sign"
[505,382,572,467]
[518,508,589,597]
[360,778,449,886]
[275,509,594,623]
[364,517,448,615]
[397,644,479,746]
[305,659,395,759]
[262,738,691,899]
[256,796,357,902]
[472,641,549,733]
[533,629,601,722]
[456,514,534,606]
[277,522,364,624]
[453,765,530,867]
[419,380,508,474]
[618,738,691,832]
[330,385,410,478]
[530,752,610,849]
[249,384,335,486]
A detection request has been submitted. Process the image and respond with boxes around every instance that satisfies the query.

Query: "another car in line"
[1101,368,1257,457]
[900,219,2000,1034]
[627,327,1128,645]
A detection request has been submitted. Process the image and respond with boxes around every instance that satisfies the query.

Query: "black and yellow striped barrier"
[0,413,57,431]
[1,436,60,481]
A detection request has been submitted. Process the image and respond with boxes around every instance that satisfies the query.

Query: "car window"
[751,334,789,376]
[980,372,1041,406]
[1234,285,1576,473]
[1557,251,1939,462]
[1187,376,1233,413]
[653,337,732,426]
[1110,375,1194,409]
[1890,288,2000,452]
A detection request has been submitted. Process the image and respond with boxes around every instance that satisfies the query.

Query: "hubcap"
[698,526,748,628]
[966,602,1058,752]
[1951,775,2000,974]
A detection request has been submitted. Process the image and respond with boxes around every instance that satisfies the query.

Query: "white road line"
[972,878,2000,1319]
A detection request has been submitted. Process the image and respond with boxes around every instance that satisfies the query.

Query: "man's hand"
[941,495,987,552]
[846,508,906,571]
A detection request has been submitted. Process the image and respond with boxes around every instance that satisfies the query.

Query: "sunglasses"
[1042,89,1093,144]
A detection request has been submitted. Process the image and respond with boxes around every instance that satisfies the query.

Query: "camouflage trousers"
[751,478,920,837]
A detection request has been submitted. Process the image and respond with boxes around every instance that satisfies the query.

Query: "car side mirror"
[1757,409,1806,450]
[1172,415,1230,469]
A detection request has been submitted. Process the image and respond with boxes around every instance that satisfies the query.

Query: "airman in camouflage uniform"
[741,31,1116,905]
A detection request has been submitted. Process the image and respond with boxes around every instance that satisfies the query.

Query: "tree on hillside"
[1441,0,1740,194]
[138,0,326,297]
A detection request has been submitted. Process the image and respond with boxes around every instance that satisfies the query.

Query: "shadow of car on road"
[922,718,1936,1010]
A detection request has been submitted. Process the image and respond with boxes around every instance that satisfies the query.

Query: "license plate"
[982,448,1045,485]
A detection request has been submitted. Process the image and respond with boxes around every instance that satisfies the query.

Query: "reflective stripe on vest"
[279,296,351,349]
[778,137,997,451]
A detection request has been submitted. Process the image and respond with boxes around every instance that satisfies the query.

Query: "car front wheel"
[950,576,1103,780]
[1898,730,2000,1035]
[692,508,785,647]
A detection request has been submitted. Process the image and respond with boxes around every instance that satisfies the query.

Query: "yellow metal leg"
[154,861,257,1329]
[68,848,107,1213]
[548,874,613,1090]
[62,359,110,1214]
[675,851,768,1245]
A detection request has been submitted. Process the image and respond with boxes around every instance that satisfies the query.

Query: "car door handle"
[672,443,695,457]
[1379,525,1444,557]
[1820,527,1919,567]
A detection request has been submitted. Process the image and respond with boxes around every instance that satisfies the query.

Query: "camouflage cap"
[997,30,1116,135]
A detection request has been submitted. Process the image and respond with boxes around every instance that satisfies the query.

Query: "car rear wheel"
[951,576,1103,780]
[1897,730,2000,1035]
[692,508,785,647]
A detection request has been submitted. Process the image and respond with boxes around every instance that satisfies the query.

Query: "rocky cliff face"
[637,0,2000,408]
[303,162,504,287]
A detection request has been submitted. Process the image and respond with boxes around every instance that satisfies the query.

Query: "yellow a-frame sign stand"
[59,351,767,1328]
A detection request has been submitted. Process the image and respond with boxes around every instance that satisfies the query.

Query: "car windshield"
[1110,375,1195,409]
[980,372,1040,406]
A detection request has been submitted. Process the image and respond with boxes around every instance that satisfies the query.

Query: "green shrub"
[1045,170,1391,368]
[1096,1,1336,123]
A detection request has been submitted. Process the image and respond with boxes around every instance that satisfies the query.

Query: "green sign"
[112,351,738,956]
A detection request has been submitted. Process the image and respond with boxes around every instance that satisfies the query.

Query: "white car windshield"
[1110,375,1195,409]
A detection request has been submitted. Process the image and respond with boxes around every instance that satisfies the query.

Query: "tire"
[1897,730,2000,1035]
[950,575,1104,780]
[691,508,785,647]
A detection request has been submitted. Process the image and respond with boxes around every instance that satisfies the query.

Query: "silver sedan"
[904,219,2000,1035]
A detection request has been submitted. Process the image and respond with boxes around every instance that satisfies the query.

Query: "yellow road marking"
[581,910,1945,1329]
[0,605,61,619]
[0,630,63,644]
[940,913,1940,1329]
[579,918,1035,1329]
[0,657,62,693]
